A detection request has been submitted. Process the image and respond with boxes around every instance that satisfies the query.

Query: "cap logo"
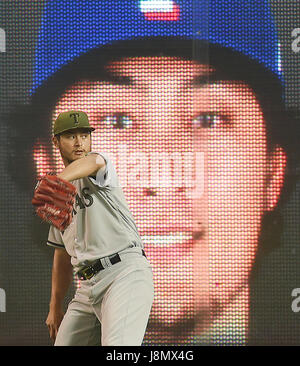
[70,112,80,125]
[139,0,180,21]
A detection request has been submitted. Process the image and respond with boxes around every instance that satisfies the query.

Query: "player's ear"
[88,132,92,152]
[264,145,287,211]
[52,135,60,148]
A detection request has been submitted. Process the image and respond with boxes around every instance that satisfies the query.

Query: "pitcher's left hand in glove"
[32,174,77,231]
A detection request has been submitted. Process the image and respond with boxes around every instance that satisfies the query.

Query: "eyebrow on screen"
[94,70,133,85]
[87,69,225,86]
[192,71,227,86]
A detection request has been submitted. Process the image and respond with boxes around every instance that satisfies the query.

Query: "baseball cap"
[32,0,281,93]
[53,111,95,136]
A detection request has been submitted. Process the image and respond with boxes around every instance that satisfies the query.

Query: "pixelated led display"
[3,0,300,346]
[32,57,286,344]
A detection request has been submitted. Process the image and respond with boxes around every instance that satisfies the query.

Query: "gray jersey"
[47,152,143,271]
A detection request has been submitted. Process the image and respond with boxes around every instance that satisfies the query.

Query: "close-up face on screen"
[1,0,300,346]
[32,56,286,345]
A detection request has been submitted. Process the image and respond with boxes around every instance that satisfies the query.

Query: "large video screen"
[0,0,300,346]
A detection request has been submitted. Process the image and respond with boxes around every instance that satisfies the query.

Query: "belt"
[77,249,146,280]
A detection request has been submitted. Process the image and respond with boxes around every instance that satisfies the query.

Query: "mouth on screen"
[141,230,205,246]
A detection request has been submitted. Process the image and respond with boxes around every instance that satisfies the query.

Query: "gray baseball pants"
[54,247,154,346]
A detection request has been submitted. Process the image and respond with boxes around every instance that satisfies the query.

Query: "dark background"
[0,0,299,345]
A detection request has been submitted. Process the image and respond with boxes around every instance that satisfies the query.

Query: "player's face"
[34,57,286,342]
[53,129,92,165]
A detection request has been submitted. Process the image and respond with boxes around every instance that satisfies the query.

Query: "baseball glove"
[32,174,77,231]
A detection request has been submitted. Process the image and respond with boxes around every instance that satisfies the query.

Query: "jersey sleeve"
[47,225,65,249]
[88,152,119,188]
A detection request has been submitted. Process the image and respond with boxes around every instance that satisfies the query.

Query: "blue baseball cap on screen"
[32,0,281,93]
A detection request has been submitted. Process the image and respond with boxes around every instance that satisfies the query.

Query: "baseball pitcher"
[32,111,154,346]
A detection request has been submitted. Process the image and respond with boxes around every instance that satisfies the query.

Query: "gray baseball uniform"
[47,152,154,346]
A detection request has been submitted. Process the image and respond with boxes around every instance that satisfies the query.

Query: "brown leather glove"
[32,174,77,231]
